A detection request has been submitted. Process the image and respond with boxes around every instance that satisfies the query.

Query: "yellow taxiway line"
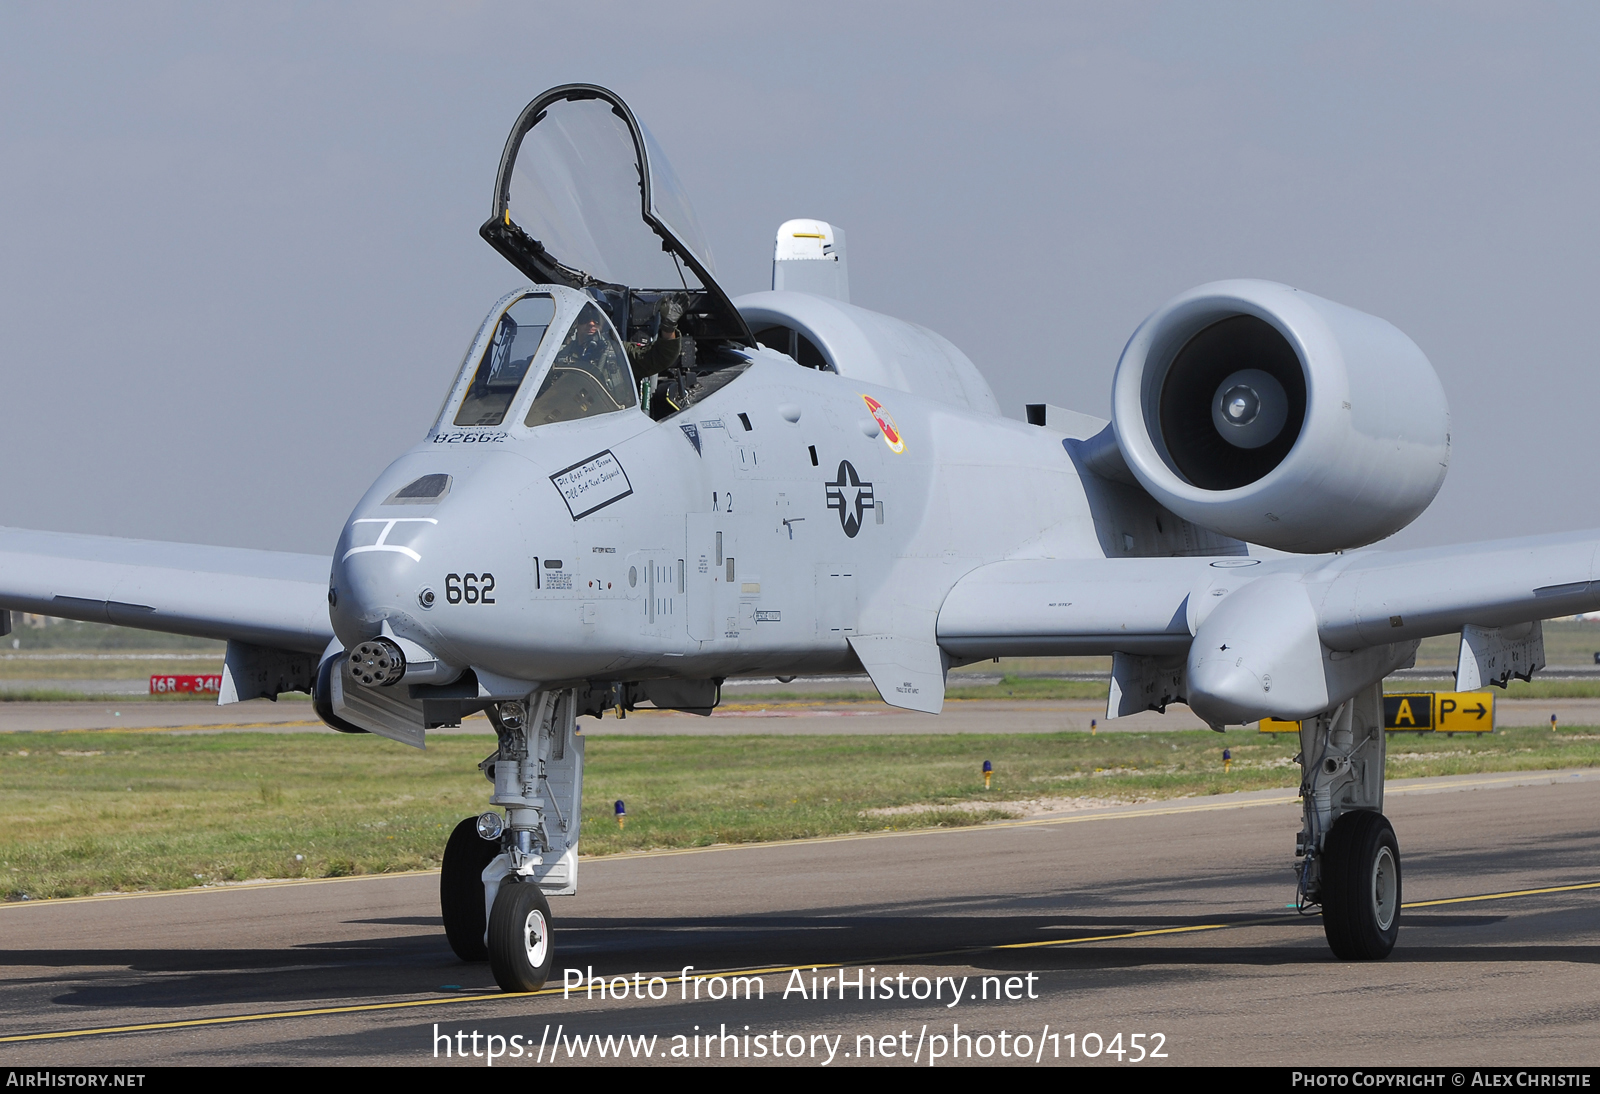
[1402,879,1600,907]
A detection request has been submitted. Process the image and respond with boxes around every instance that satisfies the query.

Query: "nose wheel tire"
[1320,809,1401,960]
[488,880,555,992]
[441,817,501,962]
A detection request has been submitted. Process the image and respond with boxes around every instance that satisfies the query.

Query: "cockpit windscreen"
[525,302,638,427]
[454,294,556,427]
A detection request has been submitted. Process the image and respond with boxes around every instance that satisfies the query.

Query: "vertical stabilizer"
[772,219,849,302]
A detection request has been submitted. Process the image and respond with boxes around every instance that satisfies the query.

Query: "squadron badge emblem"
[861,394,905,454]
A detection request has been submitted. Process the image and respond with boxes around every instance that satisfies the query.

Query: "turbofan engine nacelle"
[1110,280,1450,553]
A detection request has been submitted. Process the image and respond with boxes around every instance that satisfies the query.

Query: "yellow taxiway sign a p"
[1435,692,1494,731]
[1259,691,1495,734]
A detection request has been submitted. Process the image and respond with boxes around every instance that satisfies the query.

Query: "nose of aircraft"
[329,508,440,649]
[328,448,540,657]
[331,518,432,633]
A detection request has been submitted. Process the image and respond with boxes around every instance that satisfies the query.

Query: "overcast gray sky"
[2,3,1597,554]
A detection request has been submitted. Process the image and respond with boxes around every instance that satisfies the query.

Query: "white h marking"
[341,517,439,563]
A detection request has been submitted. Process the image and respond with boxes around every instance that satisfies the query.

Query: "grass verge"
[1384,678,1600,699]
[4,726,1599,901]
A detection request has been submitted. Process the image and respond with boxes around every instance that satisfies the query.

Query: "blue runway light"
[615,799,626,829]
[982,759,992,789]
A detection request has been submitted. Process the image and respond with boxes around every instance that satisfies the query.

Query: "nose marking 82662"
[342,518,439,563]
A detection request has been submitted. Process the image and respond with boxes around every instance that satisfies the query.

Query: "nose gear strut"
[439,688,584,991]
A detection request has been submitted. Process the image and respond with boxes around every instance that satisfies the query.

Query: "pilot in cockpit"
[558,297,684,383]
[625,293,685,381]
[535,297,688,423]
[558,307,624,374]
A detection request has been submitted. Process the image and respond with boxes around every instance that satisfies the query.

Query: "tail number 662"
[445,573,496,605]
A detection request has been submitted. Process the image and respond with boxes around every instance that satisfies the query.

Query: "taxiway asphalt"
[2,769,1598,1067]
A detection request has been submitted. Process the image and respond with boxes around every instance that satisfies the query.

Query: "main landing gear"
[439,688,585,990]
[1293,682,1401,959]
[1320,809,1401,958]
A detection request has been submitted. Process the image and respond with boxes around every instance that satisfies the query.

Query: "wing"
[936,556,1216,659]
[936,530,1600,724]
[1312,530,1600,647]
[0,525,333,654]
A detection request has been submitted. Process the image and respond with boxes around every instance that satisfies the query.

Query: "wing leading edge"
[0,526,333,655]
[937,530,1600,724]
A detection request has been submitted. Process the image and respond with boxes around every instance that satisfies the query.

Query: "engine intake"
[1111,280,1449,553]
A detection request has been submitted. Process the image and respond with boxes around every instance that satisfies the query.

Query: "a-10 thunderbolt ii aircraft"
[2,83,1594,991]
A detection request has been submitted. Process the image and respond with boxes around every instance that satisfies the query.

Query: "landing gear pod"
[1111,279,1450,553]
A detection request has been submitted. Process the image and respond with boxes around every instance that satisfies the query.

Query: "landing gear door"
[479,83,752,346]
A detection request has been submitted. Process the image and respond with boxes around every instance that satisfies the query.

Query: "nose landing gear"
[488,880,555,992]
[438,688,584,989]
[440,816,500,962]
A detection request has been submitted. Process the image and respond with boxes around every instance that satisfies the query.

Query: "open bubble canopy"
[479,85,751,343]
